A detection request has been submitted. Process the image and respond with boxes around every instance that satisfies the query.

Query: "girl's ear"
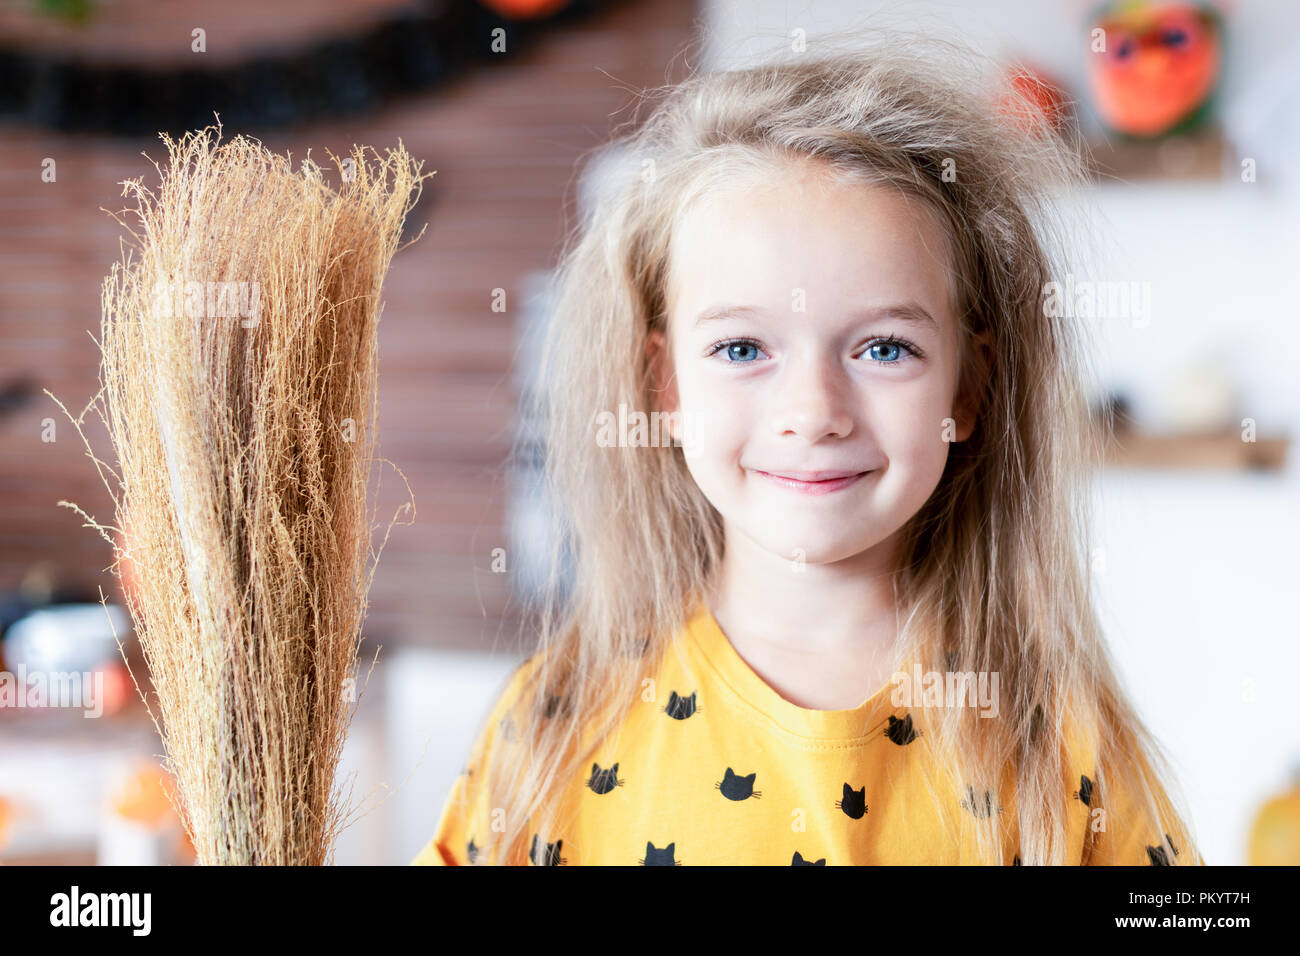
[953,329,994,443]
[645,329,680,439]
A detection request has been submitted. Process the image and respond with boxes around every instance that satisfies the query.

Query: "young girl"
[412,31,1202,866]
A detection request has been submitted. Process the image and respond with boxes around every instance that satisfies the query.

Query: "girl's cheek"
[878,394,952,468]
[678,397,739,460]
[684,377,745,425]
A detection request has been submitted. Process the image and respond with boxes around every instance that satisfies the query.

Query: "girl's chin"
[745,533,885,567]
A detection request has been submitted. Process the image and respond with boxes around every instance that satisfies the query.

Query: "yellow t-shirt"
[412,600,1190,865]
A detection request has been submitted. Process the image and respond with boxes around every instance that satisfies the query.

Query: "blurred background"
[0,0,1296,866]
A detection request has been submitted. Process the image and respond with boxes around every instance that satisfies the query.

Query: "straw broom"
[51,121,428,864]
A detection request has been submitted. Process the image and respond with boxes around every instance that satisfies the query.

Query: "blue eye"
[863,335,920,364]
[867,341,902,362]
[724,341,761,362]
[705,339,767,363]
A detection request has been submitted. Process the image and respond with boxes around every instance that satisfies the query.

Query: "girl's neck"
[704,524,904,657]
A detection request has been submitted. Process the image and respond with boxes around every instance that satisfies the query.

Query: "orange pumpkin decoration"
[1086,0,1222,137]
[111,761,178,828]
[1248,772,1300,865]
[107,761,196,863]
[0,795,13,850]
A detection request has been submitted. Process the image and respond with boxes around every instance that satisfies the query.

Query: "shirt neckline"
[682,596,903,742]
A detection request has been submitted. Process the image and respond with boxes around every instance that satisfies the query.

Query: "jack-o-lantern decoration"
[1086,0,1224,137]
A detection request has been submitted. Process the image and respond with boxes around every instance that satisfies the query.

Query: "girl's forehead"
[665,168,961,334]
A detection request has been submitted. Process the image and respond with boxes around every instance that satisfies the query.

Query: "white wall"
[383,646,519,865]
[1092,468,1300,864]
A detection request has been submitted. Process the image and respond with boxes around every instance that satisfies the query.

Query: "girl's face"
[648,163,983,567]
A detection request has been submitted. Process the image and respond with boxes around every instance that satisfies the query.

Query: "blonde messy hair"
[477,28,1200,865]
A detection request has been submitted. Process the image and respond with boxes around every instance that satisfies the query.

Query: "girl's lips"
[753,469,871,495]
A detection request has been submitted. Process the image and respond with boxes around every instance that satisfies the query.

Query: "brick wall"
[0,0,697,651]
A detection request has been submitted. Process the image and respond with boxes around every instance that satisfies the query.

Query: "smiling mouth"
[752,470,872,495]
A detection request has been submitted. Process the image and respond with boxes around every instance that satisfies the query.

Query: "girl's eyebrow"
[692,302,938,330]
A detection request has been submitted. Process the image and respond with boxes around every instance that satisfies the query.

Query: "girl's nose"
[769,353,855,442]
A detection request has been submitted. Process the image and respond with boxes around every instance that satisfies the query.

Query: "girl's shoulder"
[474,649,546,750]
[474,642,579,751]
[1058,704,1201,865]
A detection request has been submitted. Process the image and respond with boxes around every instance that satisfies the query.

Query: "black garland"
[0,0,615,137]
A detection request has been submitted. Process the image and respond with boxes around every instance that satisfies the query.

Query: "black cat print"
[586,762,624,794]
[641,841,680,865]
[837,783,868,819]
[716,767,761,800]
[664,690,698,720]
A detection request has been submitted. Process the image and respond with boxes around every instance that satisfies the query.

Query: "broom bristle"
[59,120,428,864]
